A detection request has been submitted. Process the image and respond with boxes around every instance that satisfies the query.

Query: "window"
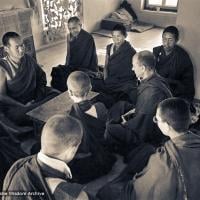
[40,0,82,31]
[144,0,179,12]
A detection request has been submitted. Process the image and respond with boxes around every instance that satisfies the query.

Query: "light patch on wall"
[165,0,178,7]
[148,0,162,6]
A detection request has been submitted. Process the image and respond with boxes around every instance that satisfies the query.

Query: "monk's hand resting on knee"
[96,71,103,79]
[87,71,103,79]
[25,100,35,107]
[121,108,135,125]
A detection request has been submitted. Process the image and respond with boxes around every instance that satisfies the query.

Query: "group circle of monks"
[0,16,200,200]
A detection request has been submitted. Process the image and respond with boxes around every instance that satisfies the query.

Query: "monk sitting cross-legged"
[121,98,200,200]
[153,26,195,103]
[105,51,172,155]
[0,32,59,145]
[51,16,98,92]
[91,24,137,104]
[66,71,116,184]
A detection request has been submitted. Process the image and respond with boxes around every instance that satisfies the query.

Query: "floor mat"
[131,21,154,33]
[98,17,154,33]
[92,29,112,38]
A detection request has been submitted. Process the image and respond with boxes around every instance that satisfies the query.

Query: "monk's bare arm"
[0,68,25,107]
[77,191,89,200]
[0,68,33,139]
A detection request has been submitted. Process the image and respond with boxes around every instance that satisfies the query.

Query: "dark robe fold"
[37,159,85,200]
[0,54,58,108]
[0,54,48,104]
[69,101,106,153]
[68,101,116,184]
[105,41,136,84]
[125,74,172,143]
[51,29,98,92]
[121,130,200,200]
[92,41,137,104]
[3,153,89,200]
[0,54,59,145]
[105,74,172,152]
[66,29,98,71]
[0,137,27,191]
[153,45,195,102]
[96,143,155,200]
[2,155,54,200]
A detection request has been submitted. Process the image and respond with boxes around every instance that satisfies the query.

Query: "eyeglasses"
[153,116,163,124]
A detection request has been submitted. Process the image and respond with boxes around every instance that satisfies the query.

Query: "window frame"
[144,0,179,12]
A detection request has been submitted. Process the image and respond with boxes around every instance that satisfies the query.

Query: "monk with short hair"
[105,50,172,154]
[67,71,107,121]
[0,31,59,142]
[122,98,200,200]
[51,16,98,92]
[153,26,195,102]
[3,115,89,200]
[67,71,116,183]
[92,24,137,104]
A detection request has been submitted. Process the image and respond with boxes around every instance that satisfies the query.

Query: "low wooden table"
[27,91,98,123]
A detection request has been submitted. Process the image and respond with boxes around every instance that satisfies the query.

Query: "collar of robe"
[69,29,82,42]
[77,100,92,112]
[37,151,72,179]
[140,73,156,83]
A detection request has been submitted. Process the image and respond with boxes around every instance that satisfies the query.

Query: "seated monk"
[121,98,200,200]
[92,24,137,104]
[153,26,195,103]
[105,51,172,154]
[51,16,98,92]
[66,71,116,183]
[3,115,90,200]
[0,32,59,141]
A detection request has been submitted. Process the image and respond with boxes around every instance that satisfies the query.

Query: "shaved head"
[157,98,190,132]
[67,71,91,98]
[135,50,156,71]
[132,50,156,79]
[41,114,83,157]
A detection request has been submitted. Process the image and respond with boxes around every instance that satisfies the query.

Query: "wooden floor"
[37,27,163,85]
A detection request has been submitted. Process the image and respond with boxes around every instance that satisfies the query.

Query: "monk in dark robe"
[3,115,90,200]
[153,26,195,102]
[0,136,27,190]
[105,51,172,155]
[66,71,116,184]
[91,24,137,104]
[121,98,200,200]
[96,143,155,200]
[0,32,59,141]
[51,16,98,92]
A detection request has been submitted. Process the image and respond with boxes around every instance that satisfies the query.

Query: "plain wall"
[127,0,177,27]
[176,0,200,99]
[1,0,122,49]
[28,0,44,50]
[0,0,44,50]
[0,0,26,9]
[83,0,122,32]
